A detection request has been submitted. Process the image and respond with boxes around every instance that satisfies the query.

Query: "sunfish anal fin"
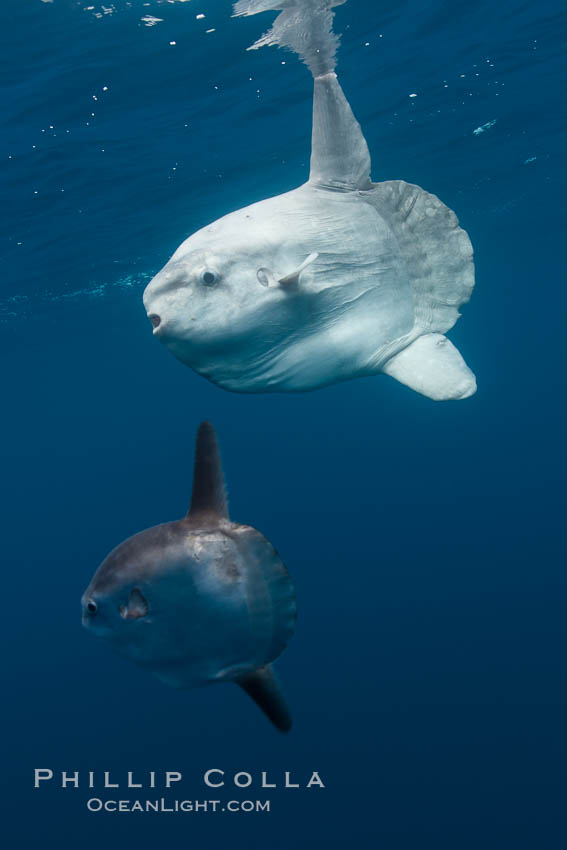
[187,421,229,521]
[310,72,371,191]
[236,665,292,733]
[382,334,477,401]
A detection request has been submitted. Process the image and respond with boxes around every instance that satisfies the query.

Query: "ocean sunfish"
[143,0,476,402]
[81,422,296,732]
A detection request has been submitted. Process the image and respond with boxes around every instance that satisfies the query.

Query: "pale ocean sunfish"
[82,422,296,732]
[143,0,476,402]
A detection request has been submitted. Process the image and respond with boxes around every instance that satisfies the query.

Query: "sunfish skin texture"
[82,422,296,733]
[145,188,412,393]
[143,0,476,402]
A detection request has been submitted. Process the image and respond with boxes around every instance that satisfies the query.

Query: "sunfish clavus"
[143,0,476,402]
[82,422,296,732]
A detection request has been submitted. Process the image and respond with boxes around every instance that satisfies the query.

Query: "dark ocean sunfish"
[82,422,296,732]
[143,0,476,402]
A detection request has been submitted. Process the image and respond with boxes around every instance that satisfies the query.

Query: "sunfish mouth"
[148,314,161,329]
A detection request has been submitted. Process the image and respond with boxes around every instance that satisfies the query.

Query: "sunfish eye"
[200,270,217,286]
[86,600,97,615]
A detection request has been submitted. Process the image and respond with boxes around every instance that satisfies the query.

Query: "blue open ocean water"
[2,1,566,847]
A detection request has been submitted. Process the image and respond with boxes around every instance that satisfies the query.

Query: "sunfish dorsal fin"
[310,72,371,191]
[232,3,370,191]
[188,421,229,521]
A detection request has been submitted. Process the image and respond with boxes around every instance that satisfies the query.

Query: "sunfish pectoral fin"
[187,421,229,522]
[278,252,319,289]
[382,334,477,401]
[236,665,292,733]
[119,587,149,620]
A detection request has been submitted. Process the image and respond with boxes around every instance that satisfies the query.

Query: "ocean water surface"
[2,1,566,847]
